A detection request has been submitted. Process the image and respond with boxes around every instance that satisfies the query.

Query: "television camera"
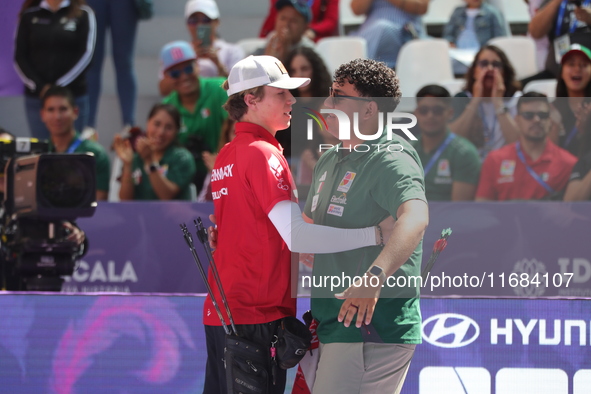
[0,138,97,291]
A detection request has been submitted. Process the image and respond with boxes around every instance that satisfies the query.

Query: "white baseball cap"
[185,0,220,20]
[226,55,310,96]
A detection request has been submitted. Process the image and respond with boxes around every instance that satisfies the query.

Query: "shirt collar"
[235,122,283,152]
[40,0,71,12]
[48,131,80,152]
[517,139,556,164]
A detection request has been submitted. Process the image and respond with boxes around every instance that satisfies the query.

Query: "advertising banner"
[0,294,589,393]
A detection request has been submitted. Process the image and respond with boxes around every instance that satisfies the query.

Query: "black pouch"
[225,334,269,394]
[275,316,313,369]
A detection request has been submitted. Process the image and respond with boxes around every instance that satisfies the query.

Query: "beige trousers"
[312,342,416,394]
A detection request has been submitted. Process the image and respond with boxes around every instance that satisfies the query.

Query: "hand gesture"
[335,274,383,328]
[135,136,153,163]
[574,101,591,132]
[491,68,506,98]
[63,221,85,246]
[113,135,134,164]
[574,5,591,25]
[299,253,314,268]
[472,70,485,98]
[202,151,217,171]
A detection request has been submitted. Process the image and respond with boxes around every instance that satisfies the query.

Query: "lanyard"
[563,125,578,148]
[67,137,83,153]
[423,133,456,176]
[556,0,591,36]
[515,142,555,194]
[477,103,497,147]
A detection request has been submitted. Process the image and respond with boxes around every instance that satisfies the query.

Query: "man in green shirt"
[41,86,110,200]
[411,85,481,201]
[160,40,228,192]
[303,59,429,393]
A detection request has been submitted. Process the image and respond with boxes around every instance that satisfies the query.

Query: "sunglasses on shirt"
[416,105,447,116]
[476,60,503,69]
[167,64,195,79]
[519,111,550,120]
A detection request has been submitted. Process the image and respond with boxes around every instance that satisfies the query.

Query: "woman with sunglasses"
[159,40,228,194]
[114,103,196,200]
[554,44,591,158]
[449,45,522,160]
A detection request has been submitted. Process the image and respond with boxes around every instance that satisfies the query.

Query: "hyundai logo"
[422,313,480,348]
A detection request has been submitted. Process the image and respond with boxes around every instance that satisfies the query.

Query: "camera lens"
[38,157,93,208]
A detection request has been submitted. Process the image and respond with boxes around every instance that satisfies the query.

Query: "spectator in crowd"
[411,85,481,201]
[444,0,507,50]
[554,44,591,156]
[476,92,577,201]
[303,58,428,394]
[253,0,315,64]
[41,86,110,201]
[113,103,196,201]
[159,0,245,96]
[449,45,522,160]
[259,0,339,42]
[159,41,228,193]
[284,46,333,173]
[525,0,551,71]
[198,118,236,202]
[564,150,591,200]
[350,0,429,68]
[14,0,96,140]
[204,55,396,394]
[525,0,591,85]
[86,0,139,131]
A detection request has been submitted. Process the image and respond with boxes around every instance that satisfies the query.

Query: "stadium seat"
[316,36,367,76]
[395,38,461,110]
[235,38,267,57]
[487,36,538,80]
[523,79,557,100]
[339,0,366,35]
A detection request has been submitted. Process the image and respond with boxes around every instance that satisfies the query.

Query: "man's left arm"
[337,199,429,328]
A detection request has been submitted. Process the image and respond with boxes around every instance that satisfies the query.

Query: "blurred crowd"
[6,0,591,202]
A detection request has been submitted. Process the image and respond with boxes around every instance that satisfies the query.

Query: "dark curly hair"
[333,58,401,112]
[464,45,521,97]
[285,47,332,98]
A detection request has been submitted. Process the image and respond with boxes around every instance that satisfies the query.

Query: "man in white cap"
[203,55,395,393]
[159,0,244,96]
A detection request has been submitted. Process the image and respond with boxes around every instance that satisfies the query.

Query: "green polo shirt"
[49,133,110,193]
[411,130,481,201]
[162,77,228,150]
[303,133,426,344]
[131,145,196,200]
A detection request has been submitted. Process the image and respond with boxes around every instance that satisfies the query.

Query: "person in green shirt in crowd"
[41,86,110,201]
[159,40,228,193]
[113,103,196,201]
[302,59,429,394]
[411,84,481,201]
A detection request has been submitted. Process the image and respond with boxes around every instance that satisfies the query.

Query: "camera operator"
[41,86,110,201]
[0,127,87,291]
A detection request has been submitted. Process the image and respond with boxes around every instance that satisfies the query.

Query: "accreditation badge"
[554,35,571,64]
